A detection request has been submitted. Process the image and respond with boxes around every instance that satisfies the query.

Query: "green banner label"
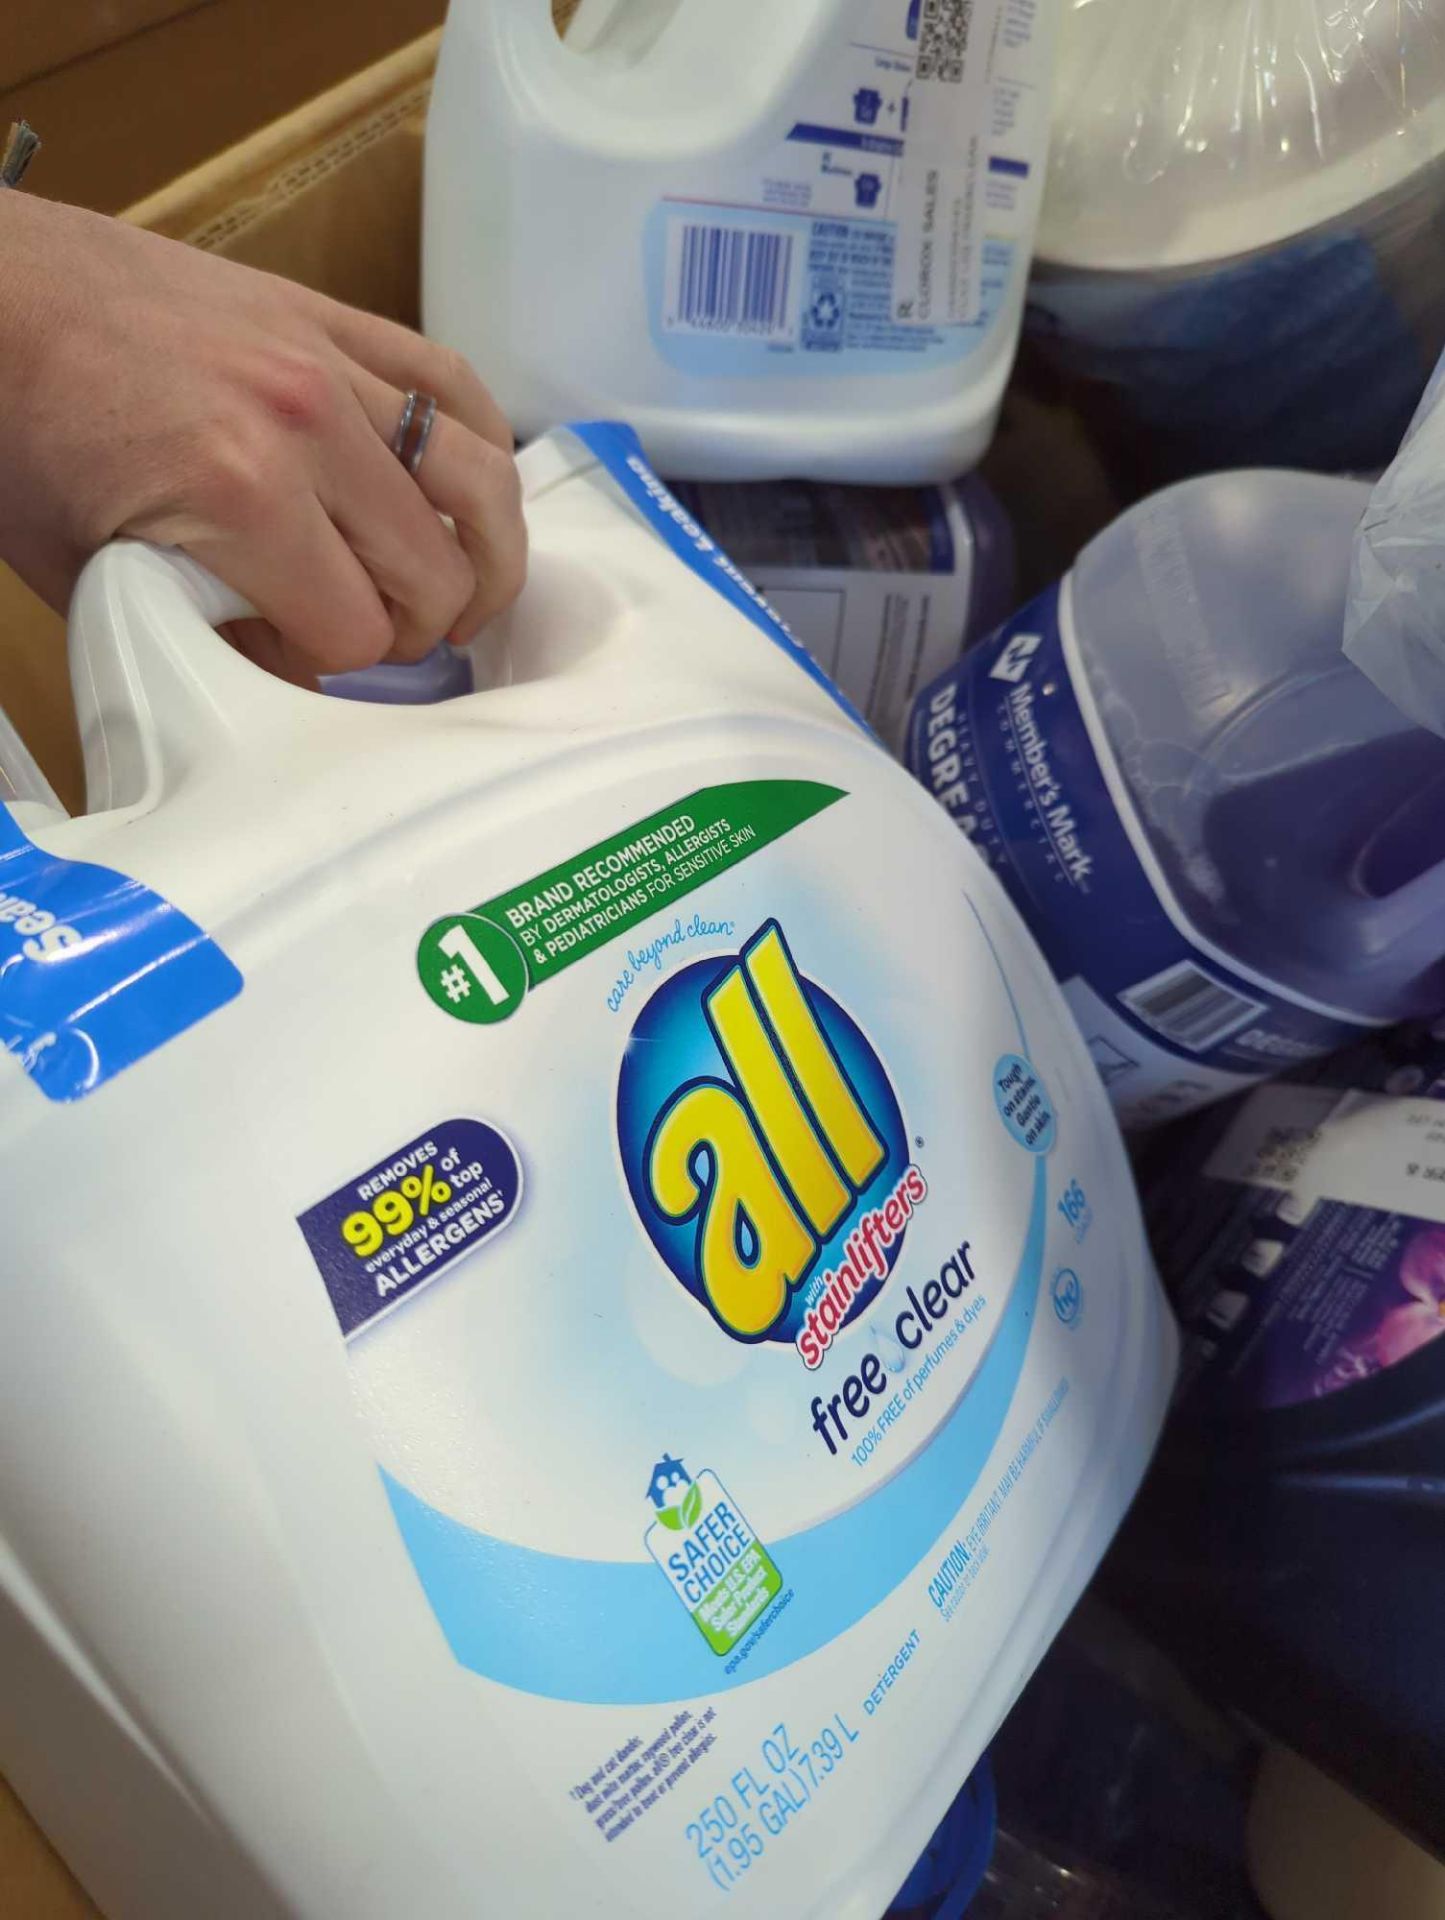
[417,780,843,1023]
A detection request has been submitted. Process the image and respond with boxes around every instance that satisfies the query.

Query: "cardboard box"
[0,1766,97,1920]
[1,0,445,214]
[4,1,202,98]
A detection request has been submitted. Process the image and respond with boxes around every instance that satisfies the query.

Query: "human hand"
[0,191,526,685]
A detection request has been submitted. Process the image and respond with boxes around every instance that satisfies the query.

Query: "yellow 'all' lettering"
[646,922,887,1338]
[648,1084,814,1336]
[743,924,884,1192]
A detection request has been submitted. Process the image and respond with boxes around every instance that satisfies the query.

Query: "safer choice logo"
[617,920,923,1366]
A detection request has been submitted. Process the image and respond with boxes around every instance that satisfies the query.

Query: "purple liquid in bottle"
[908,470,1445,1125]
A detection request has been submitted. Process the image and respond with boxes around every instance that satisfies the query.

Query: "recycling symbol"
[809,289,842,330]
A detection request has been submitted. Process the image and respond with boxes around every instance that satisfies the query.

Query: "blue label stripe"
[786,121,904,158]
[0,804,241,1101]
[988,157,1029,178]
[566,422,870,733]
[924,486,956,575]
[380,1158,1046,1706]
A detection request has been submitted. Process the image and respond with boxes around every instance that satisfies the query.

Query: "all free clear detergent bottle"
[908,471,1445,1130]
[423,0,1059,482]
[0,425,1172,1920]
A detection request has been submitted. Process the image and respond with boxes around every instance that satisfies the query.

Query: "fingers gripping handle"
[68,541,308,814]
[63,435,603,816]
[164,548,256,628]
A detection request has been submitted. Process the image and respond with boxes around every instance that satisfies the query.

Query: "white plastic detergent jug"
[423,1,1059,482]
[0,424,1173,1919]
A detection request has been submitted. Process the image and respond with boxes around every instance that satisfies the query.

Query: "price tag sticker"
[1205,1083,1445,1225]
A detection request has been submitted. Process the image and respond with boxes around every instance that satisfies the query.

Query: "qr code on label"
[1239,1125,1321,1192]
[917,0,973,82]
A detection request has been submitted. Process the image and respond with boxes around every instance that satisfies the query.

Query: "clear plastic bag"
[1040,0,1445,271]
[1344,350,1445,734]
[1029,0,1445,481]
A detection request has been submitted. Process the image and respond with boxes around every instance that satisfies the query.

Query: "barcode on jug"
[916,0,973,82]
[1119,961,1263,1053]
[664,222,797,340]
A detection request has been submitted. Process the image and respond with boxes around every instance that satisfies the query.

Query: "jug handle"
[1351,774,1445,984]
[508,0,827,122]
[64,430,599,820]
[552,0,707,63]
[66,540,318,816]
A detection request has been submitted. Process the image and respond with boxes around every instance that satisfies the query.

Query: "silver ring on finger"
[391,389,438,478]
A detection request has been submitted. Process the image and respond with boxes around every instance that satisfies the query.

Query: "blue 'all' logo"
[617,921,910,1350]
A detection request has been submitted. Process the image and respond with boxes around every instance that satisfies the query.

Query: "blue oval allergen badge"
[297,1118,522,1337]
